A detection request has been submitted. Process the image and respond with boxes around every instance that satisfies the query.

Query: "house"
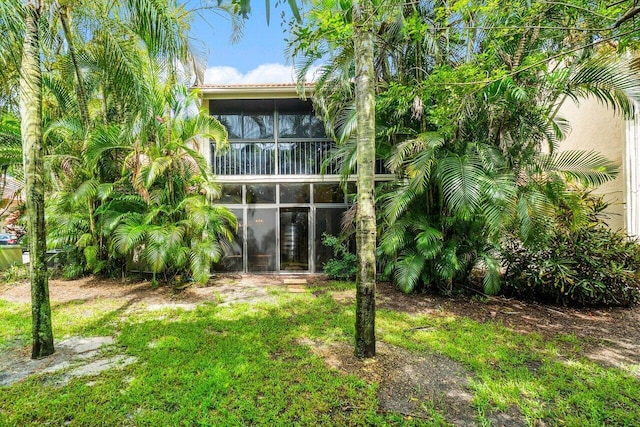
[0,176,23,234]
[198,84,639,274]
[198,83,391,274]
[1,176,22,207]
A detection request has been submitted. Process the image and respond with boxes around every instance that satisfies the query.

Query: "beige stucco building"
[196,83,391,274]
[558,97,640,234]
[195,84,640,274]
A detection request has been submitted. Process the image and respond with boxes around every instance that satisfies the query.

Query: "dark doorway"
[279,207,309,271]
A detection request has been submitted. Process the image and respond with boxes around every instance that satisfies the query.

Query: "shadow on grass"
[2,288,639,426]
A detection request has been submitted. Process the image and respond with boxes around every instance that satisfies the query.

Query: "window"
[246,184,276,204]
[280,184,310,203]
[210,98,332,176]
[314,183,346,203]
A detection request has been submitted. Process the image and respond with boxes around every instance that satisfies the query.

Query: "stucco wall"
[557,98,627,231]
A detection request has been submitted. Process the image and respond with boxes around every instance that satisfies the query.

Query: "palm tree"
[289,0,386,357]
[290,0,640,300]
[19,0,55,359]
[0,0,216,359]
[351,0,377,357]
[107,83,234,285]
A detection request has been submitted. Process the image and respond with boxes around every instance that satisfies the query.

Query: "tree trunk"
[352,0,376,358]
[21,0,55,359]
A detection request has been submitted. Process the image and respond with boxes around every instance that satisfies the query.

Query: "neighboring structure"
[198,84,390,274]
[558,98,637,234]
[1,176,23,233]
[1,176,22,208]
[625,111,640,238]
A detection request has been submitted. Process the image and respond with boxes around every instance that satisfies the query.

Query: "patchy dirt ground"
[2,275,639,425]
[372,281,640,375]
[0,274,294,308]
[299,338,525,426]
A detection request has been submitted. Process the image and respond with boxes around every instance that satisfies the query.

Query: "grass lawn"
[1,276,639,426]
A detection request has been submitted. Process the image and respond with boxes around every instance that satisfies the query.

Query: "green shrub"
[321,233,357,280]
[0,264,28,284]
[501,203,640,306]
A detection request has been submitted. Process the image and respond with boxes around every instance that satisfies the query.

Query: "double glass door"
[244,207,309,272]
[216,205,346,274]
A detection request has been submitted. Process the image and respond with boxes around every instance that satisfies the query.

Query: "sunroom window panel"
[280,184,310,203]
[315,208,347,272]
[314,183,346,203]
[247,208,277,272]
[219,184,243,204]
[246,184,276,203]
[244,114,274,139]
[216,115,242,139]
[309,115,326,138]
[279,114,310,138]
[212,208,243,272]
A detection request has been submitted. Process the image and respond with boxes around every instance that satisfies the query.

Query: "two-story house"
[199,83,390,274]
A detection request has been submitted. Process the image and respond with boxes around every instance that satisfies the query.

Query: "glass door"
[247,208,277,272]
[279,207,309,271]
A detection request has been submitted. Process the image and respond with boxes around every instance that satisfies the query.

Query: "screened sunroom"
[200,84,389,274]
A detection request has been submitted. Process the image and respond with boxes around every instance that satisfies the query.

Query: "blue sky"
[187,1,302,84]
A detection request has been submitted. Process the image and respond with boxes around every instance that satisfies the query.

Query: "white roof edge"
[194,84,314,100]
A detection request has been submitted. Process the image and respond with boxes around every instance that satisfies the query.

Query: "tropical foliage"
[321,232,357,280]
[0,1,236,284]
[46,82,235,283]
[502,192,640,306]
[289,0,640,299]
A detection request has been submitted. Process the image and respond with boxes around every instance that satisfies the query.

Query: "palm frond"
[567,53,640,119]
[437,154,485,218]
[378,218,409,256]
[142,156,172,188]
[73,179,99,203]
[381,184,418,223]
[537,150,619,188]
[112,219,148,254]
[85,125,129,167]
[395,249,427,294]
[415,226,444,260]
[478,251,501,295]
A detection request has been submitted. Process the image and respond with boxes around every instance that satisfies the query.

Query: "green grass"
[0,299,29,349]
[379,310,640,425]
[1,282,639,426]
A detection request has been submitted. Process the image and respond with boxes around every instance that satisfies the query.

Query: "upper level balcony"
[211,140,342,176]
[207,94,389,179]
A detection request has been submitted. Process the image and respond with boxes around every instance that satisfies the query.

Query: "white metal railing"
[211,141,389,176]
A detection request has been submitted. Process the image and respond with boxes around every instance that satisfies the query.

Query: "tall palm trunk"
[352,0,376,358]
[21,0,54,359]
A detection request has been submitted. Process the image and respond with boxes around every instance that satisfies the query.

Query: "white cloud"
[203,66,246,84]
[204,63,320,84]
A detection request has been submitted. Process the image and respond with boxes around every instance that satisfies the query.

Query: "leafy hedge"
[501,225,640,306]
[321,233,357,280]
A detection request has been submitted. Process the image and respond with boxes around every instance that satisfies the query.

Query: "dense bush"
[321,233,357,280]
[501,207,640,306]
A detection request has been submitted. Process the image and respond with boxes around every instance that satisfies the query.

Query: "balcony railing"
[211,141,389,176]
[212,142,275,175]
